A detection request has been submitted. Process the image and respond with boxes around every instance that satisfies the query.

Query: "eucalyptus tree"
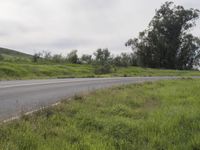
[126,1,200,69]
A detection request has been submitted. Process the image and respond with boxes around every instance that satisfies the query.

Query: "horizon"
[0,0,199,56]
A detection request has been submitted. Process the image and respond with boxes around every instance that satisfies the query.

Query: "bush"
[66,50,78,64]
[94,63,113,74]
[93,48,114,74]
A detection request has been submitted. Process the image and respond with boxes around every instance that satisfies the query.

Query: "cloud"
[0,0,199,55]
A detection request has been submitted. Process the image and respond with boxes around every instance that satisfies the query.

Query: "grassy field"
[1,47,200,80]
[1,79,200,149]
[0,47,32,62]
[1,62,200,80]
[0,62,95,80]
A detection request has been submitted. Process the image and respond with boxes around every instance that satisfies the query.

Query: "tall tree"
[66,50,78,64]
[94,48,111,65]
[126,1,200,69]
[113,53,134,67]
[33,52,42,63]
[81,54,92,64]
[93,48,113,74]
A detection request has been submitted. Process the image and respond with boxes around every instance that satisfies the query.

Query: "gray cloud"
[0,0,199,55]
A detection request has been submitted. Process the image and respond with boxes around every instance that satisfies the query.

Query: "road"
[0,77,178,121]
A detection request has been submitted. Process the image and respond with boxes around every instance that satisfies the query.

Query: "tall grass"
[0,62,94,80]
[1,62,200,80]
[1,79,200,149]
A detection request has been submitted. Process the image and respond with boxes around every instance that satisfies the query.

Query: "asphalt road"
[0,77,178,121]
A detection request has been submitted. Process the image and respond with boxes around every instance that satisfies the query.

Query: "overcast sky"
[0,0,199,55]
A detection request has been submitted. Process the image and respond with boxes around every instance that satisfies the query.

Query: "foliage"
[52,54,64,63]
[94,48,111,65]
[66,50,79,64]
[93,48,114,74]
[30,49,137,68]
[33,52,42,63]
[126,1,200,70]
[94,62,114,74]
[80,54,92,64]
[113,53,137,67]
[43,51,52,61]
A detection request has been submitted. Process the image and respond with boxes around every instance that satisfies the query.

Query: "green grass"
[0,47,200,80]
[0,47,32,62]
[1,79,200,149]
[0,62,95,80]
[1,62,200,80]
[114,66,200,77]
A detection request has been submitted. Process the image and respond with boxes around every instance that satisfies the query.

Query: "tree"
[33,52,42,62]
[52,54,64,63]
[129,53,138,66]
[177,35,200,69]
[94,48,111,65]
[120,53,132,67]
[66,50,78,64]
[81,54,92,64]
[113,53,130,67]
[113,55,122,67]
[93,48,113,74]
[112,53,137,67]
[43,51,52,62]
[126,1,200,69]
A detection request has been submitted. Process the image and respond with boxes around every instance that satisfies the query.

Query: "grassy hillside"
[1,79,200,149]
[0,47,200,80]
[0,47,32,62]
[0,62,95,80]
[0,62,200,80]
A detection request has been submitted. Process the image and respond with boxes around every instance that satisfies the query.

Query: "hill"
[0,47,200,80]
[0,62,200,80]
[0,47,32,61]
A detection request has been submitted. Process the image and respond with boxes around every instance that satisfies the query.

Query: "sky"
[0,0,199,56]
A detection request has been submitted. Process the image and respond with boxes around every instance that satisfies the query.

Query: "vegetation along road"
[1,78,200,149]
[0,77,182,121]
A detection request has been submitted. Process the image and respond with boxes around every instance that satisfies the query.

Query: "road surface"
[0,77,178,121]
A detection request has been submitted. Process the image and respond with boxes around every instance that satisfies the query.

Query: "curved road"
[0,77,178,121]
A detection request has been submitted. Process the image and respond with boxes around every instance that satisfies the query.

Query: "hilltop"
[0,47,32,61]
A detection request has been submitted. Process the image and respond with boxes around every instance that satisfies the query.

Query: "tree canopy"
[93,48,113,74]
[66,50,79,64]
[126,1,200,69]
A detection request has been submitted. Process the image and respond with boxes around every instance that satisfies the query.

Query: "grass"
[114,66,200,77]
[0,62,95,80]
[1,47,200,80]
[0,47,32,62]
[1,79,200,149]
[1,62,200,80]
